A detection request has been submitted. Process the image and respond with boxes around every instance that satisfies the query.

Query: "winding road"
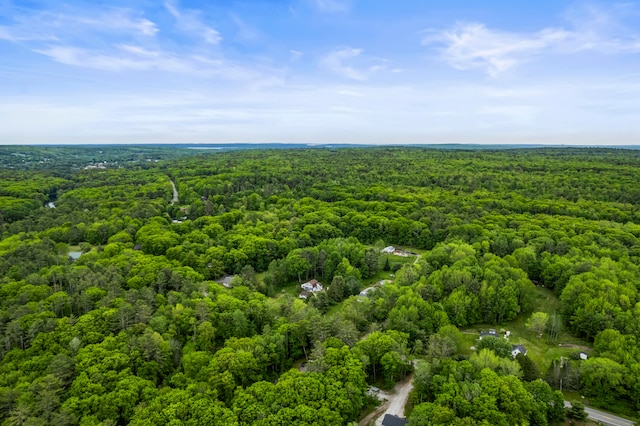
[564,401,635,426]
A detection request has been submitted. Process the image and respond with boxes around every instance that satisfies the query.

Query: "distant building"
[68,251,82,261]
[382,246,395,253]
[367,386,380,396]
[301,279,323,293]
[479,329,498,340]
[216,275,235,288]
[512,344,528,357]
[381,414,408,426]
[299,291,310,299]
[359,287,375,297]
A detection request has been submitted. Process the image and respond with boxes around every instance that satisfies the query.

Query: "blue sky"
[1,0,640,144]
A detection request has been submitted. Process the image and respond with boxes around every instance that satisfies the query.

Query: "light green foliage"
[526,312,549,336]
[2,146,640,424]
[409,358,549,426]
[475,336,513,359]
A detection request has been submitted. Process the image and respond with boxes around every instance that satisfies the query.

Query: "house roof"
[359,287,375,296]
[216,275,235,287]
[512,344,527,354]
[68,251,82,260]
[381,414,408,426]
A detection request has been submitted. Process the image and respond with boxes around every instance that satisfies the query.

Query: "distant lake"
[187,147,223,150]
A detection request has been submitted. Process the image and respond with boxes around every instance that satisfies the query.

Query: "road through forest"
[564,401,635,426]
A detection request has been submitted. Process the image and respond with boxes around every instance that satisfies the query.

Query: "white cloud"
[0,2,264,79]
[165,1,221,45]
[321,47,386,80]
[423,22,569,76]
[424,3,640,76]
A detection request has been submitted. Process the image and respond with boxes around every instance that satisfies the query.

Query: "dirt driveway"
[358,374,413,426]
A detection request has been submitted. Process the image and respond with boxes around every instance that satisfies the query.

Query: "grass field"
[461,287,592,371]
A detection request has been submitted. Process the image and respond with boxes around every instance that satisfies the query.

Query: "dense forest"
[1,146,639,425]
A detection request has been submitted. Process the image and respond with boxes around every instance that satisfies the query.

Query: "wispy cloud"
[310,0,351,13]
[33,45,188,72]
[32,44,261,79]
[0,8,157,42]
[164,1,221,45]
[563,3,640,53]
[0,2,268,79]
[423,23,569,76]
[424,3,640,76]
[321,47,386,80]
[290,50,303,61]
[229,13,261,43]
[74,9,158,37]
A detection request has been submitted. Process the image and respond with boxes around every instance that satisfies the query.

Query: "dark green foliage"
[566,401,588,421]
[516,353,540,381]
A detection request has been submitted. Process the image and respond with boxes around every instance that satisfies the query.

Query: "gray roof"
[512,344,527,353]
[382,414,408,426]
[216,275,235,287]
[68,251,82,260]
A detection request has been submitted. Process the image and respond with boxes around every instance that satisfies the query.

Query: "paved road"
[564,401,636,426]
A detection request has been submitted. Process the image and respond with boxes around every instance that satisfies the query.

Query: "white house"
[301,279,323,293]
[382,246,395,254]
[511,344,528,358]
[359,287,375,297]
